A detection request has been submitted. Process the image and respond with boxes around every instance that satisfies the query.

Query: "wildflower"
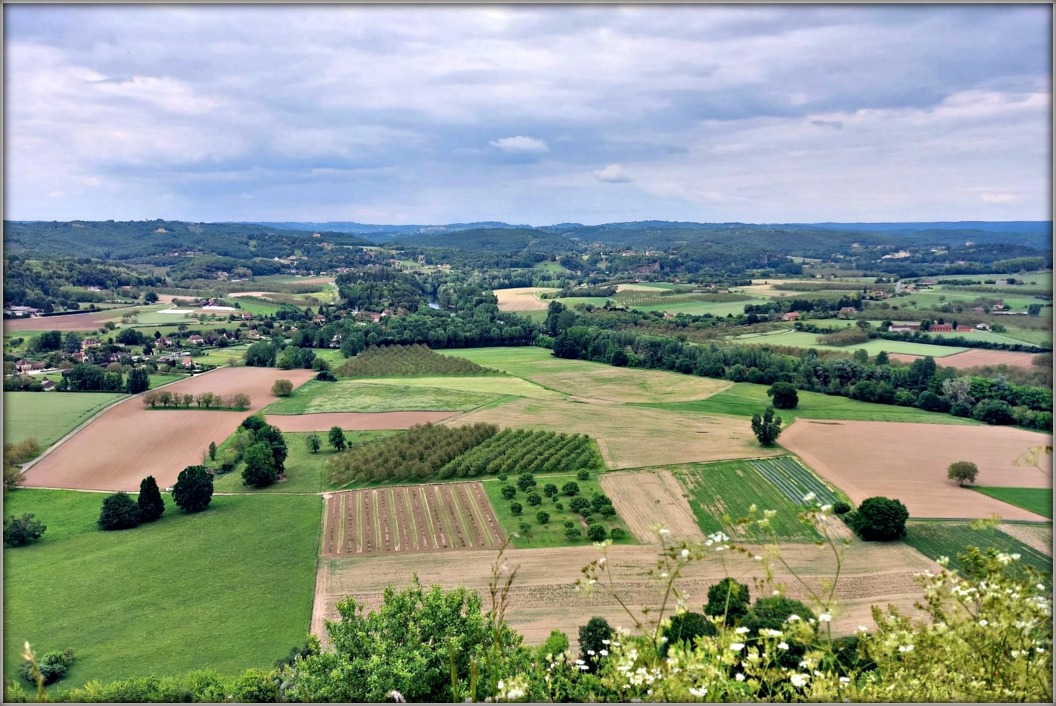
[786,614,801,623]
[754,555,763,561]
[600,649,608,656]
[764,629,783,637]
[857,626,868,633]
[839,677,850,684]
[772,589,781,596]
[601,639,610,645]
[688,686,707,697]
[730,642,745,652]
[575,659,585,665]
[735,626,750,634]
[764,509,777,519]
[790,673,808,688]
[587,649,595,655]
[777,642,789,650]
[978,619,988,627]
[681,549,690,559]
[659,528,671,536]
[748,503,758,513]
[898,644,914,653]
[821,503,832,513]
[598,557,606,566]
[735,673,745,682]
[819,613,832,622]
[802,492,816,503]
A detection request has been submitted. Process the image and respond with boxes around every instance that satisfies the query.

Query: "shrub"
[609,527,626,540]
[510,502,523,515]
[578,616,613,672]
[98,492,141,531]
[518,521,532,535]
[704,577,751,624]
[543,483,559,497]
[576,469,590,481]
[536,511,550,525]
[569,496,591,514]
[230,668,279,703]
[315,370,336,382]
[137,475,165,523]
[271,379,294,397]
[587,524,607,541]
[517,473,537,491]
[172,465,214,513]
[3,513,46,547]
[599,504,617,518]
[562,481,581,496]
[554,502,564,511]
[526,492,542,506]
[497,473,508,481]
[565,526,582,540]
[833,501,852,515]
[20,648,74,686]
[767,381,799,409]
[847,496,909,541]
[564,520,576,529]
[590,492,612,512]
[660,611,715,656]
[500,484,517,500]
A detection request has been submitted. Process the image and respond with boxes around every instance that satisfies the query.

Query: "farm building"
[781,311,802,321]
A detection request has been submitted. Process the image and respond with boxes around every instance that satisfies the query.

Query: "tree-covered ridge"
[3,257,163,311]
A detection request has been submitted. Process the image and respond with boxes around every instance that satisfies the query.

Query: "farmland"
[779,420,1053,521]
[600,469,705,544]
[726,329,966,357]
[972,487,1054,519]
[21,367,316,491]
[320,482,505,555]
[335,343,496,377]
[265,410,456,432]
[2,490,321,687]
[494,286,559,312]
[902,520,1052,577]
[892,348,1047,370]
[3,391,125,449]
[262,378,518,414]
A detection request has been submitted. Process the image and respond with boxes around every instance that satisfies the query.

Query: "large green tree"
[947,461,979,487]
[578,616,613,673]
[137,475,165,522]
[847,496,909,541]
[704,577,751,625]
[751,406,783,446]
[242,442,279,488]
[328,426,346,452]
[172,465,214,513]
[98,492,141,531]
[766,381,799,410]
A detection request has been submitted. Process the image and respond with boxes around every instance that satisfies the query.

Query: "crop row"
[749,457,841,507]
[335,343,494,377]
[437,429,603,478]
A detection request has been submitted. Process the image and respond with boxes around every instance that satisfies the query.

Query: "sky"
[3,4,1052,225]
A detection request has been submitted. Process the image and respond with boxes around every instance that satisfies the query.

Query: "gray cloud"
[4,4,1050,223]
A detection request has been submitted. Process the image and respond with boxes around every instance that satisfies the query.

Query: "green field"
[263,379,504,414]
[903,520,1052,577]
[635,298,765,318]
[641,382,979,425]
[148,373,188,388]
[438,345,617,378]
[190,345,251,366]
[971,487,1053,519]
[3,392,126,449]
[231,297,285,315]
[212,430,395,494]
[349,375,561,400]
[481,472,634,549]
[2,489,321,687]
[727,329,966,357]
[672,461,823,542]
[555,296,611,309]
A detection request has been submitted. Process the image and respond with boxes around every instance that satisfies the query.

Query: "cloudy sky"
[4,4,1051,225]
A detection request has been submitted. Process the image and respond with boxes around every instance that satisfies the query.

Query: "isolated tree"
[704,577,751,624]
[172,465,214,513]
[767,382,799,409]
[526,492,543,506]
[328,426,347,451]
[137,475,165,523]
[751,406,783,446]
[242,442,279,488]
[3,513,46,547]
[578,616,614,672]
[305,432,322,454]
[272,378,294,397]
[847,496,909,541]
[536,510,550,525]
[543,482,559,498]
[144,291,159,303]
[98,492,141,531]
[874,350,890,366]
[208,441,218,461]
[948,461,979,487]
[500,484,517,500]
[510,502,523,515]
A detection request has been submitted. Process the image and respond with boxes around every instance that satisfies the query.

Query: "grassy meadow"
[2,489,321,688]
[971,487,1053,519]
[263,379,505,414]
[3,392,126,449]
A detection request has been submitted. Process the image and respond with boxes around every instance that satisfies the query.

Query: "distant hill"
[252,221,531,242]
[392,227,576,254]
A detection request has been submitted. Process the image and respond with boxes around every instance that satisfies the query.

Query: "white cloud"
[489,136,549,153]
[980,192,1020,204]
[591,163,631,182]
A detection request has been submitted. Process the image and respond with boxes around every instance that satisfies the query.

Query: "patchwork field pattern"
[321,482,505,556]
[749,457,843,507]
[903,521,1052,577]
[600,469,705,544]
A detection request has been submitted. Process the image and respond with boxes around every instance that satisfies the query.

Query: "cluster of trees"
[437,430,603,478]
[142,390,250,410]
[3,254,161,313]
[546,323,1053,430]
[236,416,289,488]
[98,476,166,531]
[57,363,125,392]
[335,343,491,377]
[842,496,909,541]
[325,423,499,485]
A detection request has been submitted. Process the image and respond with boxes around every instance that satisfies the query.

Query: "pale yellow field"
[601,470,705,544]
[493,287,559,312]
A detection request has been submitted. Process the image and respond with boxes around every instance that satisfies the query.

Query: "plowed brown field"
[321,483,505,557]
[3,311,116,332]
[22,367,315,491]
[601,470,705,544]
[267,411,458,432]
[780,420,1053,520]
[890,349,1043,370]
[312,538,939,646]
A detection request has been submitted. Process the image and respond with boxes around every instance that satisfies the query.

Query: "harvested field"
[21,367,316,491]
[999,523,1053,556]
[320,483,505,556]
[601,470,705,544]
[448,397,781,469]
[3,311,115,332]
[312,538,940,646]
[267,411,458,432]
[780,420,1053,521]
[890,349,1043,370]
[494,287,559,312]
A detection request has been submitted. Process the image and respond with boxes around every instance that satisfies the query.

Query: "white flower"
[802,492,817,503]
[735,672,745,682]
[598,557,606,566]
[857,625,869,633]
[778,642,789,650]
[764,629,783,637]
[575,659,585,665]
[730,642,745,652]
[898,644,914,653]
[978,619,989,627]
[786,614,801,623]
[601,639,610,645]
[735,627,750,634]
[819,613,832,623]
[820,504,833,513]
[790,673,808,688]
[681,549,690,559]
[764,510,777,519]
[748,503,758,513]
[659,528,671,535]
[600,649,608,656]
[772,589,781,596]
[839,676,850,684]
[754,555,763,561]
[587,649,595,655]
[688,687,707,697]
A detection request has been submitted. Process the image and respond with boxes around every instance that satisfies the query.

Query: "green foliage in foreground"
[336,343,496,377]
[971,486,1054,519]
[2,490,321,687]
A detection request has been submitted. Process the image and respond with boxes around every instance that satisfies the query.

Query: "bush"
[609,527,626,540]
[833,501,852,515]
[517,473,537,491]
[562,481,581,496]
[172,465,214,513]
[587,524,607,541]
[3,513,46,547]
[543,483,559,497]
[767,381,799,409]
[98,492,141,531]
[565,526,582,540]
[847,496,909,541]
[500,484,517,500]
[230,668,279,703]
[660,611,715,656]
[271,379,294,397]
[315,370,337,382]
[576,469,590,481]
[137,475,165,523]
[526,492,542,506]
[704,577,752,624]
[569,496,591,514]
[497,473,508,482]
[578,616,613,672]
[536,511,550,525]
[510,502,523,515]
[20,648,74,686]
[599,504,617,518]
[554,502,564,511]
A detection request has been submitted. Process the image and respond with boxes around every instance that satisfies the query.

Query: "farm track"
[320,482,505,557]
